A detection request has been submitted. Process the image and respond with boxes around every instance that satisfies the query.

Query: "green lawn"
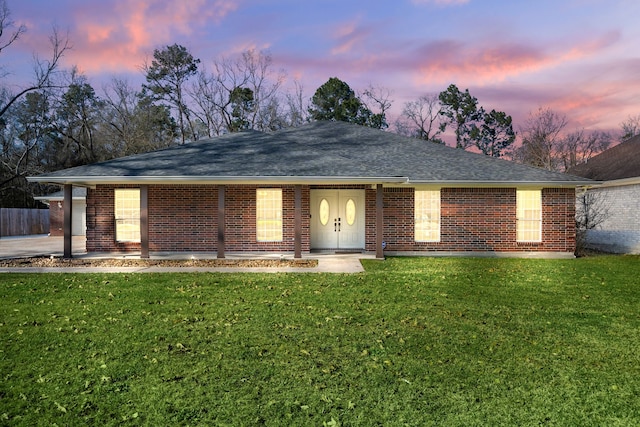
[1,256,639,426]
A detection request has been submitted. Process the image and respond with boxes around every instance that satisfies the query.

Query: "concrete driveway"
[0,235,86,259]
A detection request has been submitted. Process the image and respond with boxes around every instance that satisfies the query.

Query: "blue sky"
[4,0,640,132]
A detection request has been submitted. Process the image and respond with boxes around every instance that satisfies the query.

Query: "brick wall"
[365,187,575,253]
[542,188,576,253]
[87,184,310,253]
[49,200,87,237]
[584,183,640,253]
[86,184,575,254]
[148,186,217,252]
[87,185,139,252]
[49,202,64,236]
[591,184,640,231]
[223,185,310,252]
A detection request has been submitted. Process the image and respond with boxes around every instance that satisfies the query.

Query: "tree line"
[1,1,637,207]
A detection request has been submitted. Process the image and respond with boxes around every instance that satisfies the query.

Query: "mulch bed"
[0,256,318,268]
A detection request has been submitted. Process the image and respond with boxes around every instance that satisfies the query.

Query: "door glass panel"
[319,198,330,226]
[345,198,356,226]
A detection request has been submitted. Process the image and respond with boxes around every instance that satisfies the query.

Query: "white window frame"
[414,190,441,242]
[114,189,141,242]
[256,189,283,242]
[516,190,542,242]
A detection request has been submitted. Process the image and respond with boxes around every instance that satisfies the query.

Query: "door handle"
[338,218,341,232]
[334,219,337,232]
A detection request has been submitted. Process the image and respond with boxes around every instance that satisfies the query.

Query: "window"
[319,198,330,226]
[256,189,283,242]
[415,190,440,242]
[114,189,140,242]
[345,198,356,226]
[517,190,542,242]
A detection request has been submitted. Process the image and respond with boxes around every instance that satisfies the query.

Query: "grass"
[1,256,639,426]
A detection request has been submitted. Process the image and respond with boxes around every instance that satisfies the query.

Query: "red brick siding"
[541,188,576,252]
[86,184,575,254]
[365,188,377,250]
[49,202,64,236]
[223,185,310,252]
[87,184,311,253]
[148,186,217,251]
[364,187,575,253]
[87,185,140,253]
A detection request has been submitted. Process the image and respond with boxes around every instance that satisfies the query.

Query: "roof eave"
[33,196,85,201]
[591,176,640,188]
[26,175,410,187]
[407,180,599,188]
[27,175,598,188]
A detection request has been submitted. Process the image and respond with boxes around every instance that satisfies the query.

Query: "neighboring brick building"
[34,188,87,237]
[29,121,591,258]
[568,135,640,254]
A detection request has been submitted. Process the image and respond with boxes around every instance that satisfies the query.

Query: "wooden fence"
[0,208,50,237]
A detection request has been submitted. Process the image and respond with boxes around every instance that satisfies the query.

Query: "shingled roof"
[567,135,640,181]
[29,121,592,187]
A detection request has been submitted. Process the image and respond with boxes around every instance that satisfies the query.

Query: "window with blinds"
[115,189,140,242]
[256,189,283,242]
[415,190,441,242]
[516,190,542,242]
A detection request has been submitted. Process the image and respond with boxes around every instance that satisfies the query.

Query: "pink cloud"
[66,0,239,74]
[275,26,632,133]
[548,77,638,131]
[330,19,373,56]
[472,66,639,134]
[412,31,621,86]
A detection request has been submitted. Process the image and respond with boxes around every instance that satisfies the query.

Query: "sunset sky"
[4,0,640,134]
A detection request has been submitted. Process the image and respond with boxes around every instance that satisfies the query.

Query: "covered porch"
[57,183,387,260]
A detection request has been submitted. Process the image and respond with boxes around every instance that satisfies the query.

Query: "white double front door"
[310,190,365,250]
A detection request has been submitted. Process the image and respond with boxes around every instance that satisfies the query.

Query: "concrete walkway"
[0,235,374,273]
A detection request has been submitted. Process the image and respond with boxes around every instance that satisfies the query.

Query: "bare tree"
[0,0,25,59]
[558,129,612,171]
[0,89,53,205]
[284,79,308,127]
[620,114,640,142]
[256,95,288,131]
[101,78,135,154]
[361,84,392,130]
[396,93,445,143]
[514,107,568,171]
[50,71,105,167]
[0,29,70,121]
[190,49,286,134]
[242,50,286,131]
[0,1,70,204]
[189,70,226,137]
[575,188,611,255]
[101,78,176,155]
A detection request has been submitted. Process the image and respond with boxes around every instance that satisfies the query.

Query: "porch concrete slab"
[0,236,374,273]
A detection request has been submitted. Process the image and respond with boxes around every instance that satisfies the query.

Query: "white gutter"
[591,176,640,188]
[33,196,85,201]
[27,176,597,188]
[407,179,598,188]
[27,175,411,187]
